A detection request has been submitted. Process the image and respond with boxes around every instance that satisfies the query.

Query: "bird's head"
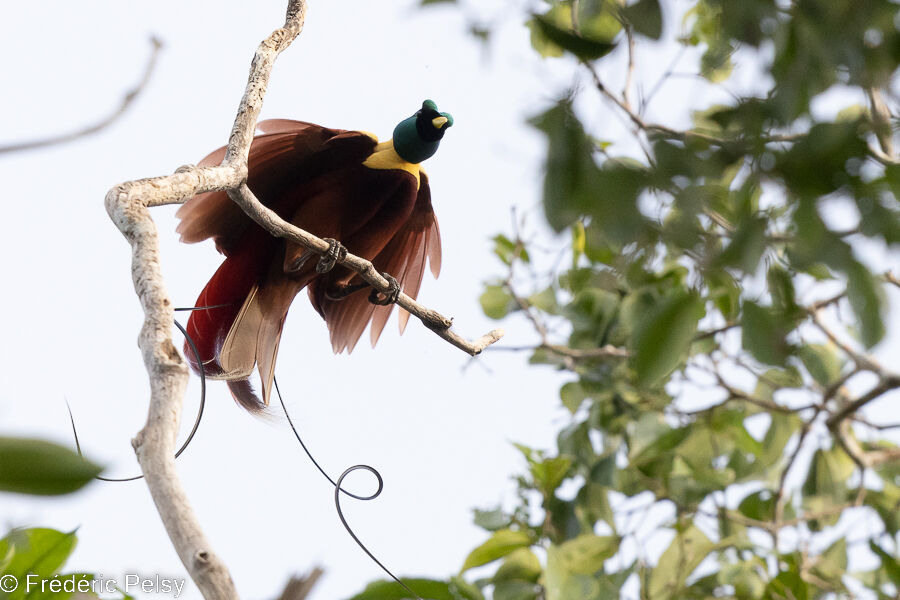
[392,99,453,164]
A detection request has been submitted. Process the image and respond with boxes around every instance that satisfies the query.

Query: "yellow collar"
[361,138,421,188]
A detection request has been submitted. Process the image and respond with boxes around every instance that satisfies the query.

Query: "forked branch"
[105,2,502,598]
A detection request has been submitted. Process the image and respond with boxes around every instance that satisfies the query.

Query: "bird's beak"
[431,116,449,129]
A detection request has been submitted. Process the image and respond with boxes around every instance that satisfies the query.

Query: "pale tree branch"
[105,4,305,599]
[105,2,502,597]
[0,37,162,155]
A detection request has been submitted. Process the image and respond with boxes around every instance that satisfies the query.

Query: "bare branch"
[105,4,309,598]
[0,37,162,155]
[275,568,323,600]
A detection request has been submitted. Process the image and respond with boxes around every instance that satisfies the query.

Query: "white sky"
[2,2,899,600]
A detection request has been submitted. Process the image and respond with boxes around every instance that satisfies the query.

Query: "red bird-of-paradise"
[176,100,452,412]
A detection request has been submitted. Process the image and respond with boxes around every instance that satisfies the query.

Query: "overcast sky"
[3,2,899,600]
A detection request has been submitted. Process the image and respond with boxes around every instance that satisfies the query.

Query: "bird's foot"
[316,238,347,273]
[368,273,401,306]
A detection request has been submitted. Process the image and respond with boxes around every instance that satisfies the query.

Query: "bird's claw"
[316,238,347,273]
[369,273,401,306]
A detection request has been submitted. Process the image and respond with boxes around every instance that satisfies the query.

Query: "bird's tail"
[184,229,313,413]
[184,245,265,412]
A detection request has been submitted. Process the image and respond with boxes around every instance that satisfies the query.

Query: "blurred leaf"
[0,528,77,581]
[766,557,810,600]
[480,285,517,320]
[630,290,704,384]
[530,14,617,61]
[741,301,791,365]
[529,100,602,231]
[846,260,886,347]
[492,581,538,600]
[560,381,588,414]
[450,576,485,600]
[493,234,529,266]
[473,507,510,532]
[714,215,767,274]
[797,343,844,387]
[460,530,533,573]
[349,578,455,600]
[869,541,900,586]
[802,447,855,502]
[647,525,715,599]
[0,437,101,496]
[530,456,573,498]
[622,0,662,40]
[494,548,542,583]
[775,121,867,196]
[553,534,618,575]
[528,287,558,314]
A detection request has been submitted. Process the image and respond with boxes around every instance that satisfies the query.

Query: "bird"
[175,100,452,412]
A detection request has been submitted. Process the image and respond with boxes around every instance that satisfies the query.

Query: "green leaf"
[529,100,602,231]
[560,381,587,414]
[553,535,617,575]
[348,578,455,600]
[530,15,617,61]
[802,447,855,501]
[0,528,77,582]
[449,576,484,600]
[545,545,605,600]
[761,413,801,467]
[714,215,767,274]
[460,530,533,573]
[797,343,844,387]
[494,548,542,583]
[530,456,573,497]
[0,437,101,496]
[473,508,509,532]
[869,541,900,586]
[741,301,791,366]
[647,525,715,599]
[622,0,662,40]
[492,581,539,600]
[493,234,529,266]
[766,559,810,600]
[480,285,516,320]
[846,260,886,347]
[630,290,704,385]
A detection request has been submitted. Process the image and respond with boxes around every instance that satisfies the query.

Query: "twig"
[808,309,881,372]
[622,24,636,111]
[275,568,323,600]
[866,87,894,159]
[0,37,162,154]
[826,375,900,429]
[885,271,900,289]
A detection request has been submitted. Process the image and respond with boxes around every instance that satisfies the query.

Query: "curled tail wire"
[67,315,207,482]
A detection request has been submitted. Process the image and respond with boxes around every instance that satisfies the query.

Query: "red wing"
[318,172,442,354]
[175,121,375,254]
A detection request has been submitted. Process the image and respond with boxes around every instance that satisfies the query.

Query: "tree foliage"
[360,0,900,598]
